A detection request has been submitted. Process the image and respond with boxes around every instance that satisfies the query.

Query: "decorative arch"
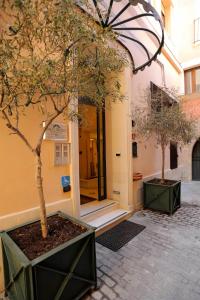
[90,0,164,74]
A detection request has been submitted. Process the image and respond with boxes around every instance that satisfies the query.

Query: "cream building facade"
[0,0,199,291]
[174,0,200,181]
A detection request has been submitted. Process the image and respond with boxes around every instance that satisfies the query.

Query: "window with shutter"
[150,82,177,111]
[194,17,200,44]
[132,142,138,158]
[185,71,192,94]
[55,143,70,166]
[184,67,200,94]
[170,142,178,170]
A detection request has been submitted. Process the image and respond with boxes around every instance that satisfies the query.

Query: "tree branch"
[35,96,70,154]
[49,95,59,112]
[2,110,34,153]
[0,86,4,106]
[27,90,67,106]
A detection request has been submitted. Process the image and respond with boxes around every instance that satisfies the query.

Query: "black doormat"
[96,220,145,252]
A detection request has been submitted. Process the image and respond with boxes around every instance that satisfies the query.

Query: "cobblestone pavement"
[84,182,200,300]
[1,182,200,300]
[182,181,200,206]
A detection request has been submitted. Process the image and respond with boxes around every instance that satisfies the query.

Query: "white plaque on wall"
[43,122,68,141]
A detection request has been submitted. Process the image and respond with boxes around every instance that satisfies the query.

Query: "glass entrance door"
[79,98,106,204]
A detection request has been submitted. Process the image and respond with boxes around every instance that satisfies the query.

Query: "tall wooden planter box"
[0,212,97,300]
[143,179,181,215]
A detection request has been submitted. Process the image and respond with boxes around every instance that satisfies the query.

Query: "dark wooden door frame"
[78,97,107,202]
[192,139,200,181]
[170,142,178,170]
[97,108,107,201]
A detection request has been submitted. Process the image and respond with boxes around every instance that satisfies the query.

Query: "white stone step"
[86,209,130,230]
[81,200,119,222]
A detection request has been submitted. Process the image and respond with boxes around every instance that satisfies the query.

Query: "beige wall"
[0,108,72,219]
[175,0,200,182]
[174,0,200,64]
[105,46,183,212]
[104,0,185,212]
[131,56,183,178]
[129,43,185,209]
[180,94,200,181]
[106,65,133,210]
[0,108,73,292]
[151,0,200,67]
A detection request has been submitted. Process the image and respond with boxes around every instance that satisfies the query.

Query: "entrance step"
[83,208,131,236]
[81,199,119,220]
[81,200,131,235]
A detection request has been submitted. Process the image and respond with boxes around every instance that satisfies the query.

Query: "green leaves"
[134,87,196,147]
[0,0,126,118]
[0,0,127,238]
[134,87,196,180]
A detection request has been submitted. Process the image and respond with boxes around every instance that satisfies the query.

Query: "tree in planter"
[0,0,126,239]
[134,86,196,183]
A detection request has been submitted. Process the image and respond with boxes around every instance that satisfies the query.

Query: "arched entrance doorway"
[192,140,200,180]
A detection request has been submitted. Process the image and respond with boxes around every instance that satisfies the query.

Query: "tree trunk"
[161,144,165,184]
[35,153,48,239]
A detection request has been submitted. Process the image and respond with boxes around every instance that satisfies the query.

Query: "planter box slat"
[143,180,181,215]
[1,212,97,300]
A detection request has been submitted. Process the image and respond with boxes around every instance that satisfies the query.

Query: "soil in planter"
[148,178,178,186]
[9,215,87,260]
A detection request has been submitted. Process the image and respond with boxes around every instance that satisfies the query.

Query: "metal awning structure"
[90,0,164,74]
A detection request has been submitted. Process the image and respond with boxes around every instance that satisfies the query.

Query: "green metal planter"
[143,179,181,215]
[0,212,97,300]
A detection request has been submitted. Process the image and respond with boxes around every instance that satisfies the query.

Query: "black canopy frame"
[91,0,164,74]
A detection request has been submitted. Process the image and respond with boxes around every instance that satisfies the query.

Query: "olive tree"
[0,0,126,238]
[134,86,196,183]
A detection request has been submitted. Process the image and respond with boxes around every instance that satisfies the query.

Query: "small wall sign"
[61,176,71,192]
[43,122,68,141]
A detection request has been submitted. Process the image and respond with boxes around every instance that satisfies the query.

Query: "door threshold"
[80,199,117,217]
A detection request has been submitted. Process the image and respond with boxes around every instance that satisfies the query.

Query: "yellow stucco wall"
[0,108,71,218]
[0,9,72,223]
[0,108,73,293]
